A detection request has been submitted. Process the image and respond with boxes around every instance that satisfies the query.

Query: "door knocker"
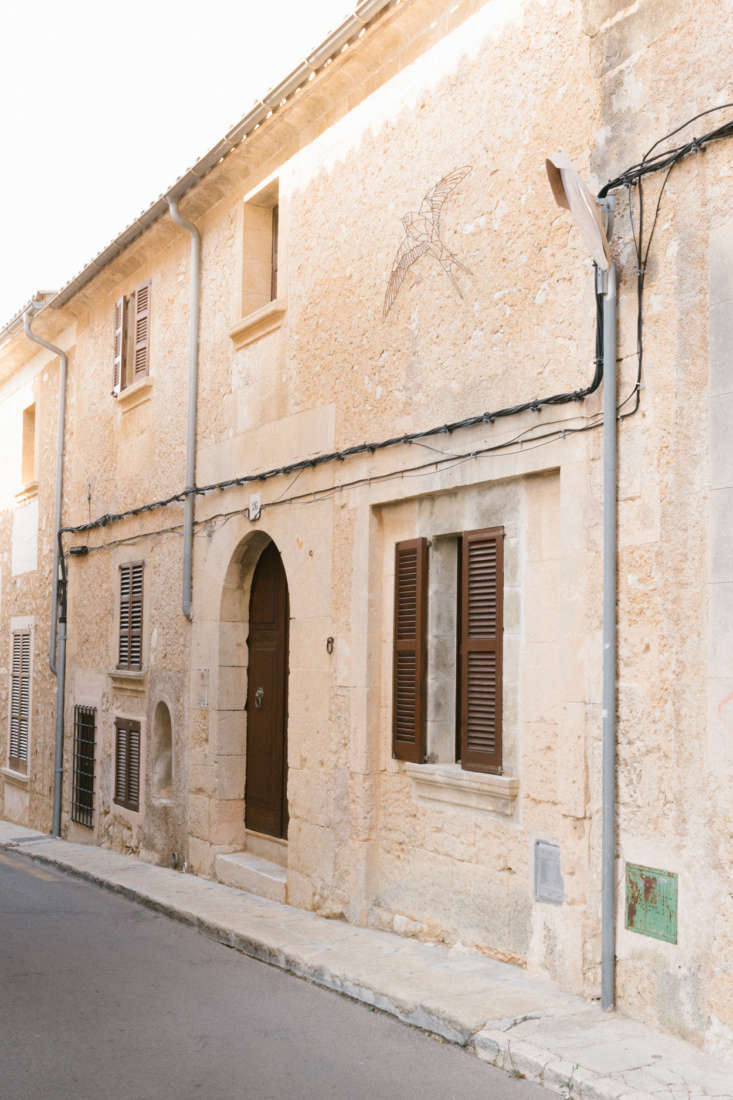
[254,686,265,709]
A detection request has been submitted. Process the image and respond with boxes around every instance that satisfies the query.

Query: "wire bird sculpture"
[382,165,473,320]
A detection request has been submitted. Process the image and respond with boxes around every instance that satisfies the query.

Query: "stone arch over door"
[216,530,289,851]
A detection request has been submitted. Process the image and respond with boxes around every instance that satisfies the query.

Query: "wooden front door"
[245,542,289,838]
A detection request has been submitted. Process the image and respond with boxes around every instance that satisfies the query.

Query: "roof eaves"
[34,0,397,317]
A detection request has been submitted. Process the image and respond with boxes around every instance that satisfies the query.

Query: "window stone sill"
[1,766,29,789]
[229,298,286,349]
[404,762,519,816]
[115,375,153,412]
[108,668,147,694]
[15,481,38,504]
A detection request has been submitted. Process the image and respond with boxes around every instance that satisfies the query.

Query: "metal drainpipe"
[601,261,617,1011]
[167,197,200,621]
[22,307,68,836]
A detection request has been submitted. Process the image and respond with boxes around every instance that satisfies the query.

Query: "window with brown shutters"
[9,631,31,773]
[112,281,150,394]
[114,718,141,812]
[392,538,428,763]
[459,528,503,774]
[391,526,504,775]
[118,563,144,670]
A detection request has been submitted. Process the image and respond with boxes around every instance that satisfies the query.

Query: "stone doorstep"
[215,850,286,903]
[244,829,287,867]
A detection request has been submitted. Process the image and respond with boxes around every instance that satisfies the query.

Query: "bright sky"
[0,0,354,326]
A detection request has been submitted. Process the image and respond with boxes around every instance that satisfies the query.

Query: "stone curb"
[472,1030,655,1100]
[0,835,677,1100]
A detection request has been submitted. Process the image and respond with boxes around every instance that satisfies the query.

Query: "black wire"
[60,103,733,544]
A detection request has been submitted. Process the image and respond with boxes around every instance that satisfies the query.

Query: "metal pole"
[601,261,617,1011]
[167,197,200,621]
[23,309,67,675]
[52,619,67,837]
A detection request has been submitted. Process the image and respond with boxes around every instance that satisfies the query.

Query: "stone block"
[218,620,247,667]
[215,754,245,801]
[212,710,245,757]
[188,794,211,840]
[217,665,247,710]
[210,798,245,847]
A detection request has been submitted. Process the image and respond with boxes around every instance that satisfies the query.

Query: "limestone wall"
[1,0,732,1057]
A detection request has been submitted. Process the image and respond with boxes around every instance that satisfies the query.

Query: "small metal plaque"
[535,840,564,904]
[625,863,678,944]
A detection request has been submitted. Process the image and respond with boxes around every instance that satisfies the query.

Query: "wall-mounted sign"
[625,862,678,944]
[534,840,564,904]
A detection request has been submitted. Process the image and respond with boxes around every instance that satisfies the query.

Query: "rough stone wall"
[1,0,733,1057]
[0,336,73,830]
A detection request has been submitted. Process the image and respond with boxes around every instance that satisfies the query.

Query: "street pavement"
[1,821,732,1098]
[0,848,549,1100]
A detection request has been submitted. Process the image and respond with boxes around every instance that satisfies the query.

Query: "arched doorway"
[245,541,289,839]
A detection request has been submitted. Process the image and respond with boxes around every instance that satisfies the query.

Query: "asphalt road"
[0,849,552,1100]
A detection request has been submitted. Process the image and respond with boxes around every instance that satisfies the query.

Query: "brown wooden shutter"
[119,563,143,670]
[9,631,30,772]
[392,538,428,763]
[270,204,279,301]
[133,281,150,379]
[114,718,141,812]
[113,296,127,393]
[460,527,503,774]
[114,721,128,804]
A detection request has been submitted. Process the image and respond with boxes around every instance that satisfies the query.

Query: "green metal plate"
[625,862,678,944]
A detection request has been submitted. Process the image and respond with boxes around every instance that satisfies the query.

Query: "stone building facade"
[1,0,732,1056]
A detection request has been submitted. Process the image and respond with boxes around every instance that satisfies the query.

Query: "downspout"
[600,261,618,1011]
[167,197,200,620]
[23,307,68,837]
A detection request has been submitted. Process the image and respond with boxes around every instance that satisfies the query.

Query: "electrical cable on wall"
[59,103,733,554]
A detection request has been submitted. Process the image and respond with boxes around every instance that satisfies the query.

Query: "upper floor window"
[118,562,144,671]
[21,404,36,488]
[242,181,279,317]
[113,282,151,394]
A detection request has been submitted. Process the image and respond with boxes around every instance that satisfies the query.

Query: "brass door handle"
[254,686,265,709]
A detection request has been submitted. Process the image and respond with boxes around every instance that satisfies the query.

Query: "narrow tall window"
[21,404,36,487]
[72,706,96,828]
[9,631,31,773]
[118,563,144,670]
[242,181,279,317]
[114,718,141,812]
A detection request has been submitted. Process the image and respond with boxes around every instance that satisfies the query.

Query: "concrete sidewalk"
[1,821,730,1100]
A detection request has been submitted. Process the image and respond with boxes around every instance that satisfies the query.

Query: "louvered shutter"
[127,725,141,811]
[133,281,150,379]
[392,538,428,763]
[113,296,127,393]
[9,632,30,772]
[114,719,141,811]
[460,528,503,774]
[115,722,128,804]
[119,563,143,670]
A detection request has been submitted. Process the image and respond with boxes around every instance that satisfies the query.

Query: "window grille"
[72,706,96,828]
